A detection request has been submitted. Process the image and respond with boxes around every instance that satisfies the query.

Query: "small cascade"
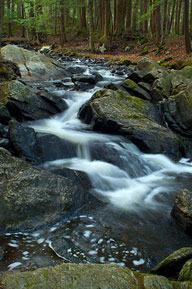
[1,58,192,273]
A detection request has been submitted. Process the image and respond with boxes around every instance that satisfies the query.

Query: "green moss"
[120,58,132,66]
[139,47,149,56]
[123,79,138,90]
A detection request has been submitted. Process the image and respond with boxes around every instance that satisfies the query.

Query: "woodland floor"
[2,35,192,66]
[60,35,192,64]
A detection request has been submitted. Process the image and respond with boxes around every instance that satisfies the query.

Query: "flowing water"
[0,58,192,273]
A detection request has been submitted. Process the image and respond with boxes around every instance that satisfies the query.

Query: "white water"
[28,63,192,212]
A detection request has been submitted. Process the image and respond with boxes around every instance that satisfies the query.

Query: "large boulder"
[0,148,93,231]
[128,58,167,83]
[1,263,192,289]
[0,80,67,121]
[0,45,70,80]
[1,264,140,289]
[162,82,192,137]
[150,247,192,279]
[171,189,192,235]
[8,120,39,162]
[79,88,182,158]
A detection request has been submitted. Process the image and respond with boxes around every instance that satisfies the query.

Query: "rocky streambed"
[0,44,192,288]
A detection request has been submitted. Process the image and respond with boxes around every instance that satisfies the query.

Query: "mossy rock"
[79,88,182,158]
[0,61,20,82]
[171,189,192,235]
[178,259,192,282]
[151,247,192,279]
[120,58,132,66]
[0,80,67,121]
[1,263,140,289]
[139,47,149,56]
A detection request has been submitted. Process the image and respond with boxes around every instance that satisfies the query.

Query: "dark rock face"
[8,120,39,162]
[0,148,93,231]
[0,104,11,124]
[150,247,192,279]
[79,88,182,158]
[171,189,192,235]
[36,133,77,162]
[0,80,67,121]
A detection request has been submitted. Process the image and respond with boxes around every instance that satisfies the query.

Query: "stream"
[0,58,192,273]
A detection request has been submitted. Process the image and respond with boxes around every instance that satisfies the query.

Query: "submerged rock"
[79,88,182,158]
[150,247,192,279]
[0,44,71,80]
[0,148,93,231]
[0,80,67,121]
[171,189,192,235]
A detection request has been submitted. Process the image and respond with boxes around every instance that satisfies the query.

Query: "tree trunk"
[184,0,191,53]
[144,0,148,33]
[115,0,126,35]
[88,0,94,51]
[126,0,132,30]
[60,1,67,46]
[168,0,176,33]
[161,0,168,44]
[175,0,182,34]
[81,0,87,29]
[104,0,111,36]
[0,0,5,40]
[155,3,161,45]
[132,0,139,32]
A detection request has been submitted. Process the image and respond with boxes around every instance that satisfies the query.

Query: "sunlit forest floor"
[2,35,192,67]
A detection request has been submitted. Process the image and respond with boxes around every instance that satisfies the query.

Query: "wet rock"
[1,263,140,289]
[1,45,71,80]
[90,142,158,178]
[74,81,94,91]
[0,148,93,231]
[171,189,192,235]
[0,80,67,121]
[150,247,192,279]
[178,259,192,282]
[0,138,10,149]
[72,74,101,84]
[0,104,11,124]
[79,88,182,158]
[36,133,77,162]
[8,120,39,162]
[66,66,87,74]
[0,123,9,138]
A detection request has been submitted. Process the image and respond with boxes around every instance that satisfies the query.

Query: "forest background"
[0,0,192,64]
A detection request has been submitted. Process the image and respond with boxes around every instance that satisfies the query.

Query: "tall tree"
[60,0,67,46]
[88,0,94,51]
[0,0,5,40]
[184,0,192,53]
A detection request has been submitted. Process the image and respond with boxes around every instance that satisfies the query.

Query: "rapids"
[0,58,191,273]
